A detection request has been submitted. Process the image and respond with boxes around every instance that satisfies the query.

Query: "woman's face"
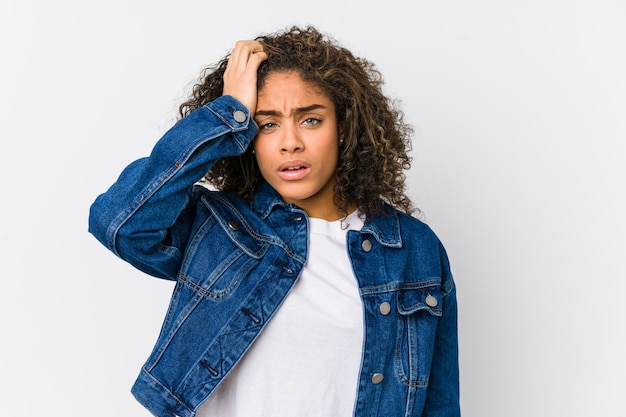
[253,71,340,220]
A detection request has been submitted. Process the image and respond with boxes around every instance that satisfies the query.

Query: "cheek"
[252,144,272,177]
[251,139,263,163]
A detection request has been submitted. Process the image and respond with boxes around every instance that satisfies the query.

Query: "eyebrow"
[254,104,327,117]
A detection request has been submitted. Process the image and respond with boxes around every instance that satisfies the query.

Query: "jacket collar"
[251,181,291,219]
[360,204,403,248]
[250,181,403,248]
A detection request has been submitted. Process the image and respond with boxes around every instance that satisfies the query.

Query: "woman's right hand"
[222,40,268,116]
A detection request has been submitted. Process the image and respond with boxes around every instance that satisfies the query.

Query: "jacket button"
[227,220,239,231]
[233,110,246,123]
[361,239,372,252]
[371,373,384,384]
[379,302,391,315]
[426,294,438,307]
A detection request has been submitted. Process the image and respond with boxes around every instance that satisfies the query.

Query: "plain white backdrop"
[1,0,624,416]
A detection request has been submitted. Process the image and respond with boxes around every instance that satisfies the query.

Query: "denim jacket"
[88,95,460,417]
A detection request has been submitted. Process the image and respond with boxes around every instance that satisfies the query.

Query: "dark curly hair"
[179,26,415,216]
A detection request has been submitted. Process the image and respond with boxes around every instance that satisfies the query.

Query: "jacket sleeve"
[423,241,461,417]
[88,95,257,280]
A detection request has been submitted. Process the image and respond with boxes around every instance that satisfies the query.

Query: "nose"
[279,123,304,153]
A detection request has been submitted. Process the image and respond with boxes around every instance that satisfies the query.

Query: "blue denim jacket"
[89,95,460,417]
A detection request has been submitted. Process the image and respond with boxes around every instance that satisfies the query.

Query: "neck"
[294,201,357,221]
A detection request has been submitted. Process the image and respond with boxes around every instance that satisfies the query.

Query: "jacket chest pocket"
[178,216,269,300]
[394,282,442,387]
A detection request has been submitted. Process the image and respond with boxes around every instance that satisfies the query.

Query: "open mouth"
[281,165,306,172]
[277,163,310,180]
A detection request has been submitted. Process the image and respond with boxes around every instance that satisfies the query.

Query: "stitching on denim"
[360,279,441,295]
[394,317,430,388]
[208,194,306,265]
[212,194,279,245]
[177,261,250,301]
[104,123,234,256]
[207,103,250,134]
[179,216,219,272]
[105,162,179,254]
[194,202,268,258]
[182,247,243,290]
[140,367,191,409]
[144,292,204,370]
[398,290,443,316]
[159,281,183,338]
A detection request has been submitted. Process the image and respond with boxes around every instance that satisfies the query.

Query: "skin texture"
[223,42,344,220]
[222,40,267,114]
[253,71,342,220]
[180,26,415,217]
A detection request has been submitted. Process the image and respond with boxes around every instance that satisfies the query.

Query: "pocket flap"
[397,286,442,316]
[203,196,269,259]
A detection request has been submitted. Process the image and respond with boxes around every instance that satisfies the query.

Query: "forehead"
[257,71,330,104]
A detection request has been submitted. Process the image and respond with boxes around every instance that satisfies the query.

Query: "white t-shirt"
[197,211,365,417]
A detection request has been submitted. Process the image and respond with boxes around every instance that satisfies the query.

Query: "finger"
[229,40,264,67]
[247,50,268,67]
[224,41,266,84]
[221,40,266,113]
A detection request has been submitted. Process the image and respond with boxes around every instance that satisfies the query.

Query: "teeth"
[286,166,302,171]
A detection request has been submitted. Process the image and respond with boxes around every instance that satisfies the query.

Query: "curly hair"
[179,26,415,216]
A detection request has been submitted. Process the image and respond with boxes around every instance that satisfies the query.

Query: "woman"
[89,26,459,417]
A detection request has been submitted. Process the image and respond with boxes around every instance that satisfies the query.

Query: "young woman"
[89,26,459,417]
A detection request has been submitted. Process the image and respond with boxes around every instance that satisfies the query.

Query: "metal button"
[233,110,246,123]
[426,294,438,307]
[361,239,372,252]
[371,373,384,384]
[379,302,391,315]
[227,220,239,231]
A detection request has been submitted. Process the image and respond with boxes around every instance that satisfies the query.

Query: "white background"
[1,0,625,416]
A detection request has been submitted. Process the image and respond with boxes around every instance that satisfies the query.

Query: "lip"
[277,160,311,181]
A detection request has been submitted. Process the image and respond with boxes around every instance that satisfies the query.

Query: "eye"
[259,122,278,130]
[301,117,321,126]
